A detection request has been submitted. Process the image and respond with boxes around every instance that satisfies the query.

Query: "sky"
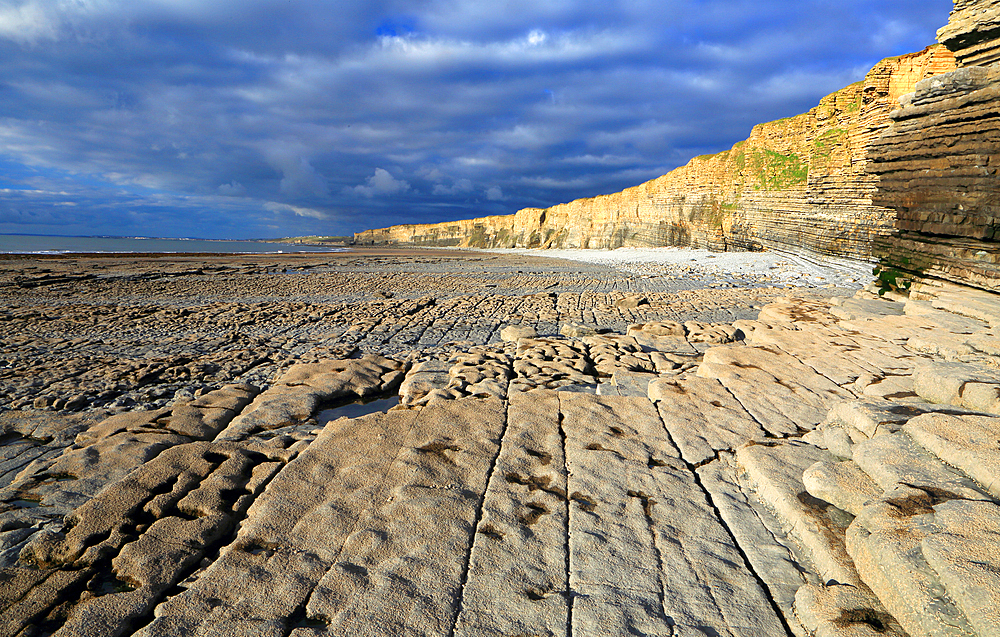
[0,0,953,240]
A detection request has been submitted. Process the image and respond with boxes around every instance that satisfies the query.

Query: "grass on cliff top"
[694,149,730,162]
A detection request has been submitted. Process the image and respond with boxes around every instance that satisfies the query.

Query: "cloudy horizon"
[1,0,952,240]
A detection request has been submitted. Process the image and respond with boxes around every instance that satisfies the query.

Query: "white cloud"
[264,201,328,219]
[491,124,558,150]
[265,150,329,197]
[0,1,59,44]
[417,166,445,182]
[432,178,473,195]
[518,175,589,189]
[369,27,642,72]
[0,0,121,44]
[560,154,638,166]
[218,181,246,196]
[527,29,547,46]
[348,168,410,197]
[485,185,504,200]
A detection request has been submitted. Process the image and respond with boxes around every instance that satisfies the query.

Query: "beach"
[3,246,1000,637]
[0,247,853,413]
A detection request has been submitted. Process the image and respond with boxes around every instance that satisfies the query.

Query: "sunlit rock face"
[936,0,1000,67]
[871,0,1000,293]
[356,45,956,262]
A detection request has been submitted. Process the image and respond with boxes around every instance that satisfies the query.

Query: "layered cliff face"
[871,0,1000,293]
[936,0,1000,66]
[356,46,956,261]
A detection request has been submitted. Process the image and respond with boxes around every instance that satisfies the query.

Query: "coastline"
[0,233,348,256]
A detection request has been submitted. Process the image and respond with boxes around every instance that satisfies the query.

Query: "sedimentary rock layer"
[871,0,1000,293]
[356,46,956,262]
[937,0,1000,67]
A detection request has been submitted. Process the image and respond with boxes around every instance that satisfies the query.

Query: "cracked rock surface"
[2,249,1000,636]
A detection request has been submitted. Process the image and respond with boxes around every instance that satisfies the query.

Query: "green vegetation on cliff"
[742,149,809,191]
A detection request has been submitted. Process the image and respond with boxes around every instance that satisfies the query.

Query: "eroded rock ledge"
[3,283,1000,637]
[871,0,1000,294]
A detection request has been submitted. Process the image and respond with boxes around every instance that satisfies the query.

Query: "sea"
[0,234,347,255]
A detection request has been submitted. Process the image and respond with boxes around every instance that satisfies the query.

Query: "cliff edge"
[356,46,956,263]
[871,0,1000,293]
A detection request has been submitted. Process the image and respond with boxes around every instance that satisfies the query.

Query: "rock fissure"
[447,406,510,637]
[557,408,575,636]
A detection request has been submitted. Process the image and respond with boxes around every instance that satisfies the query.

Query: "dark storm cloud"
[0,0,952,238]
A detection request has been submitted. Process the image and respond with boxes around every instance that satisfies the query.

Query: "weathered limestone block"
[140,547,329,637]
[627,321,685,337]
[500,325,537,342]
[445,350,514,402]
[860,375,916,400]
[277,355,402,397]
[698,454,811,632]
[851,431,992,502]
[614,294,649,309]
[511,338,595,392]
[828,296,905,321]
[219,355,403,439]
[748,322,915,385]
[0,568,92,637]
[735,441,860,587]
[684,321,740,343]
[903,412,1000,498]
[305,397,505,635]
[912,280,1000,328]
[794,583,908,637]
[583,334,657,377]
[912,361,1000,413]
[920,499,1000,637]
[454,391,568,637]
[803,460,882,517]
[824,399,932,441]
[698,345,854,435]
[144,397,506,637]
[651,375,767,465]
[399,358,455,405]
[903,295,992,333]
[756,297,838,326]
[560,393,785,636]
[847,491,979,637]
[560,323,600,338]
[27,427,190,507]
[608,371,657,397]
[15,441,288,637]
[628,332,697,355]
[216,384,320,438]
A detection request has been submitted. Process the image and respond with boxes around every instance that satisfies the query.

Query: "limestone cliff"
[356,46,956,262]
[871,0,1000,293]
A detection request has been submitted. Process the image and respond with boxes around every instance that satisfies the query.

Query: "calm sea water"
[0,234,346,255]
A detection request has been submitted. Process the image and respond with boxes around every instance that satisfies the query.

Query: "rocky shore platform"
[2,248,999,637]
